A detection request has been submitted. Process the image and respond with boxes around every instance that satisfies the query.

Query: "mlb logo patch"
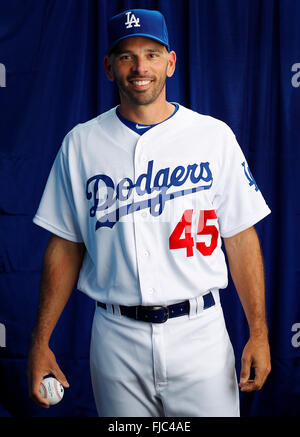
[125,11,141,28]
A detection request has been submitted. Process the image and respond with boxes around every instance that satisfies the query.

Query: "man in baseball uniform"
[27,9,271,417]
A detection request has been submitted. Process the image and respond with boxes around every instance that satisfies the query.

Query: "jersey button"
[148,288,155,295]
[144,250,149,257]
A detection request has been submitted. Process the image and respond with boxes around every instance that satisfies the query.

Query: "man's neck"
[117,98,175,125]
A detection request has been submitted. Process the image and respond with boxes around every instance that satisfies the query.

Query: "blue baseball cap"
[107,9,170,53]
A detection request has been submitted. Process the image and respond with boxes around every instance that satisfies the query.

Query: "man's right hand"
[27,342,70,408]
[26,235,83,408]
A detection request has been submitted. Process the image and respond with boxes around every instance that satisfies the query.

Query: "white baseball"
[39,377,64,405]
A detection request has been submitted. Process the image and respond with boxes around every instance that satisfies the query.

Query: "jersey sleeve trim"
[220,207,271,238]
[33,215,84,243]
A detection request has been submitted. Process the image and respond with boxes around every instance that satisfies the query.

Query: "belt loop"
[188,297,198,319]
[196,295,204,315]
[211,289,220,305]
[114,304,121,317]
[106,304,114,314]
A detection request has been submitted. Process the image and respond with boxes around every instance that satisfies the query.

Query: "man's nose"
[131,56,149,75]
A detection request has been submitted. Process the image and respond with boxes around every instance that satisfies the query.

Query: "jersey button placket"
[133,138,156,306]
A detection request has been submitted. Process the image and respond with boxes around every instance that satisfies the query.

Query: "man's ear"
[166,51,176,78]
[104,55,115,81]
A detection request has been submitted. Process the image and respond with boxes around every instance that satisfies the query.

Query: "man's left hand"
[239,335,271,392]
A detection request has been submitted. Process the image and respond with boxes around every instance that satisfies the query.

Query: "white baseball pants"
[89,291,240,417]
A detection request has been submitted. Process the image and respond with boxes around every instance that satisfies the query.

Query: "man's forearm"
[31,234,86,346]
[223,226,268,336]
[223,226,271,391]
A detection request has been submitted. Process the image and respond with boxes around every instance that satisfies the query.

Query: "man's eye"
[120,55,131,60]
[149,53,158,58]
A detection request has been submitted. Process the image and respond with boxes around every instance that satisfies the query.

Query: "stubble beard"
[114,68,168,107]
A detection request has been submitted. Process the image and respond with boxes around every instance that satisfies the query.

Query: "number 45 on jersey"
[169,209,219,257]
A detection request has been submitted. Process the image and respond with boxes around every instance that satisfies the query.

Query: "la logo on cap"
[125,11,141,28]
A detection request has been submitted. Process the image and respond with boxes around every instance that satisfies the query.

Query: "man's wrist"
[249,324,269,339]
[30,330,50,348]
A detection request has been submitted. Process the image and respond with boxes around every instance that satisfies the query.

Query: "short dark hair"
[106,46,117,57]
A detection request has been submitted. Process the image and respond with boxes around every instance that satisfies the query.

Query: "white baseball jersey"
[33,104,271,306]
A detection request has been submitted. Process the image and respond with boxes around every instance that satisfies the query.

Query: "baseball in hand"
[40,377,64,405]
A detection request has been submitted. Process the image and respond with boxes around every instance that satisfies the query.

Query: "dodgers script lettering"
[86,160,213,230]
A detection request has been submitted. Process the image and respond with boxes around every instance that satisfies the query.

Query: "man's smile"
[128,78,154,90]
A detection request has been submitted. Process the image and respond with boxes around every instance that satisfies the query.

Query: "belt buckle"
[146,305,169,323]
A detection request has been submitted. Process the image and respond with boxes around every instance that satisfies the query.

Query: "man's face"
[104,37,176,106]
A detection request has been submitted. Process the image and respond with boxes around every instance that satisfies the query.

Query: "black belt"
[96,291,215,324]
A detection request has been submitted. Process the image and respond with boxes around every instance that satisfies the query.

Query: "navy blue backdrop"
[0,0,299,417]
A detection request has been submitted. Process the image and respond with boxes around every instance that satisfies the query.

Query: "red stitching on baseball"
[54,379,63,400]
[40,381,46,398]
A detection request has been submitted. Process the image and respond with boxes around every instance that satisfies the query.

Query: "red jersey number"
[169,209,219,257]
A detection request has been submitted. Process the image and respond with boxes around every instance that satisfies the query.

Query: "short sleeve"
[213,127,271,238]
[33,136,83,242]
